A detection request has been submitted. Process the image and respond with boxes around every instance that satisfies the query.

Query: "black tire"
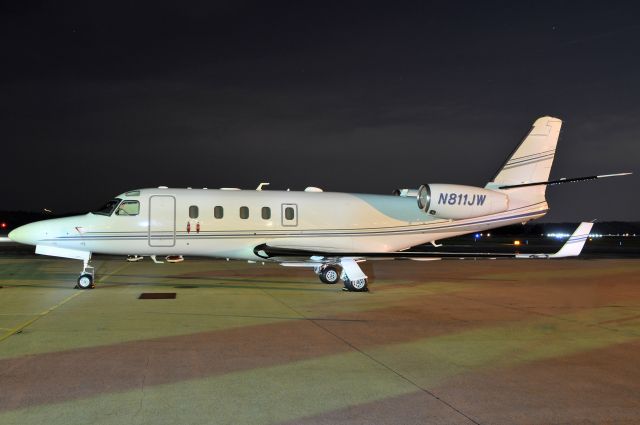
[343,277,368,292]
[320,266,340,285]
[77,273,94,289]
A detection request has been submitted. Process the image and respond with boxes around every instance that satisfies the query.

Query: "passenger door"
[148,195,176,247]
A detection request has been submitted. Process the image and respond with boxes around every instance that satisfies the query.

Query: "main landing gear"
[76,257,95,290]
[317,266,341,284]
[315,261,369,292]
[342,276,368,292]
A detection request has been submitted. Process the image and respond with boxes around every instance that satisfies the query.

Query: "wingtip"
[597,172,633,178]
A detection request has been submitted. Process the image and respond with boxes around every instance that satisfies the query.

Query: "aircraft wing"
[257,222,594,265]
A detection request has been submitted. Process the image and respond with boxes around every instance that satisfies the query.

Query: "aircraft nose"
[8,223,39,246]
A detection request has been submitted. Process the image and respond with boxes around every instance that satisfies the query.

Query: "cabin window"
[239,206,249,219]
[93,198,122,216]
[115,200,140,216]
[214,206,224,219]
[261,207,271,220]
[285,207,295,220]
[189,205,199,219]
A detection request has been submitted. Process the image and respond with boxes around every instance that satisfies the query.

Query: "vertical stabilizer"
[550,222,594,258]
[488,116,562,186]
[486,116,562,212]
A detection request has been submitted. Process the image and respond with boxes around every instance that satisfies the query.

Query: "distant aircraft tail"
[515,221,594,259]
[485,116,563,211]
[549,222,594,258]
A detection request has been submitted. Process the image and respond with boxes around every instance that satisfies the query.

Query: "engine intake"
[392,188,419,197]
[417,184,508,220]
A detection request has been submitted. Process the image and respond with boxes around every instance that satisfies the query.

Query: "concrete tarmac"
[0,256,639,425]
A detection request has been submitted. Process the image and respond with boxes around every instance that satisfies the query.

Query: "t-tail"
[485,116,562,214]
[485,116,631,216]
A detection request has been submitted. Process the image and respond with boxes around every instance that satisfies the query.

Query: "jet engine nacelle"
[417,184,509,220]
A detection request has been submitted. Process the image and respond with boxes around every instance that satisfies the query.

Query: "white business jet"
[9,116,629,291]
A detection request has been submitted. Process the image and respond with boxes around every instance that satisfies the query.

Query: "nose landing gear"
[76,258,95,289]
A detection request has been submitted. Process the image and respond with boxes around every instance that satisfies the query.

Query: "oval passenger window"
[214,206,223,219]
[189,205,199,219]
[240,206,249,219]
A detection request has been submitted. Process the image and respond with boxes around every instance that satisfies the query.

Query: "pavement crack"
[260,288,482,425]
[134,354,150,420]
[440,291,638,335]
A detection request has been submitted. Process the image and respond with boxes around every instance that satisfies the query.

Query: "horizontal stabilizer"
[498,172,631,190]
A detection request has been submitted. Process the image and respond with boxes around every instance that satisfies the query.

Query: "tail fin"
[486,116,562,210]
[488,116,562,186]
[549,222,594,258]
[515,222,594,259]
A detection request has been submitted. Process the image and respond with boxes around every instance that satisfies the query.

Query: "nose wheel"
[77,273,94,289]
[76,260,95,289]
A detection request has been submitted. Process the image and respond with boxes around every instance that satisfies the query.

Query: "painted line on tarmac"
[0,292,83,343]
[0,261,129,343]
[96,261,130,284]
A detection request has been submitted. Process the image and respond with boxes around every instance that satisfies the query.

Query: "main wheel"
[343,277,368,292]
[77,273,94,289]
[320,266,340,284]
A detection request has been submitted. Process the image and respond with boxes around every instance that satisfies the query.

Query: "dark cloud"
[1,1,638,220]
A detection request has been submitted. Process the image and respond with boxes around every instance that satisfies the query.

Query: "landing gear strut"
[340,258,369,292]
[76,257,95,289]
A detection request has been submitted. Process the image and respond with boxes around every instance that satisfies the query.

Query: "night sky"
[2,1,638,221]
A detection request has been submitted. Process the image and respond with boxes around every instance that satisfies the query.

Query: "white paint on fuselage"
[13,187,547,260]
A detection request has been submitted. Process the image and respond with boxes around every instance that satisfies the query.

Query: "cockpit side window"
[92,198,122,216]
[115,200,140,216]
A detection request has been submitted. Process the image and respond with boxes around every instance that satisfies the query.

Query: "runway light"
[514,240,521,246]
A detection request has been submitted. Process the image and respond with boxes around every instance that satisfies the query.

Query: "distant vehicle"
[9,117,629,291]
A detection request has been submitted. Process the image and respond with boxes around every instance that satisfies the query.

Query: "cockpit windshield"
[92,198,122,216]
